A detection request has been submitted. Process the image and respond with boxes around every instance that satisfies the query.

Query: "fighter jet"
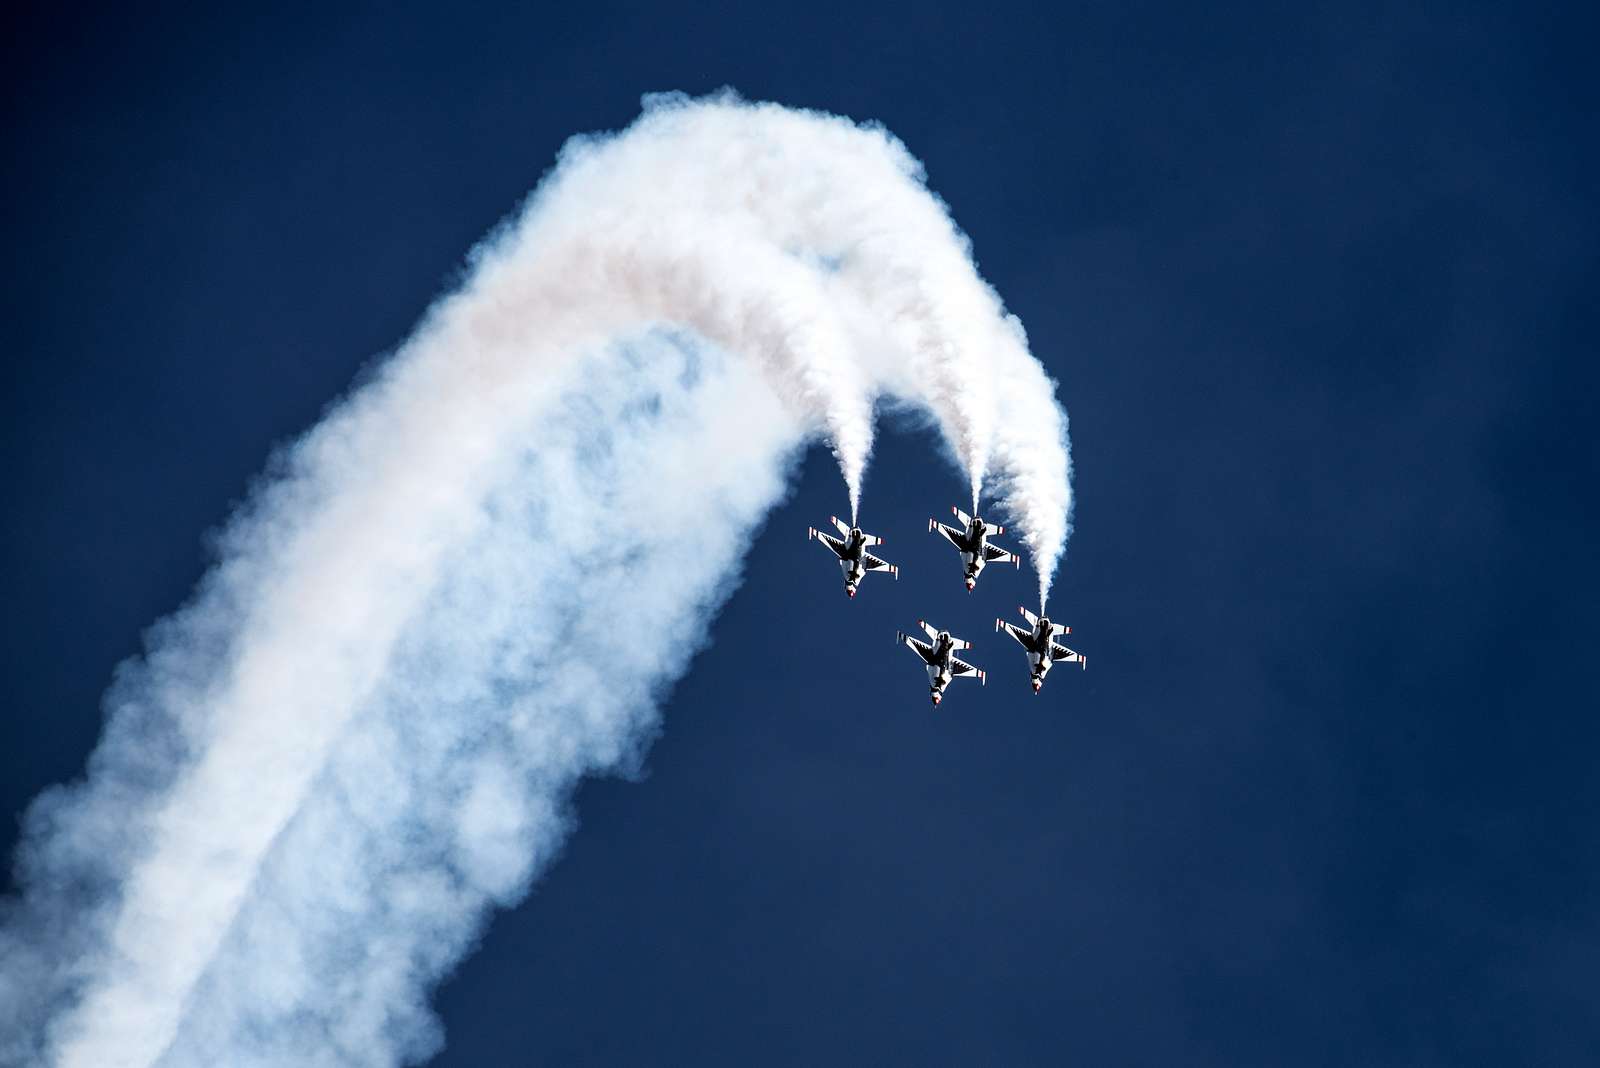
[929,506,1020,591]
[896,620,986,706]
[996,605,1087,693]
[808,516,898,598]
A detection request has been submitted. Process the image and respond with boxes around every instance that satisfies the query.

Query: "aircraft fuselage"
[1021,621,1057,688]
[926,633,959,699]
[838,529,869,589]
[958,521,996,585]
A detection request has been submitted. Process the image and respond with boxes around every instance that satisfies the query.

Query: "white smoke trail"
[0,93,1074,1067]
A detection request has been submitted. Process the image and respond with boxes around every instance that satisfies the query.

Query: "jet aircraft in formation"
[929,506,1019,591]
[808,505,1086,706]
[808,516,897,598]
[896,621,985,706]
[996,606,1087,693]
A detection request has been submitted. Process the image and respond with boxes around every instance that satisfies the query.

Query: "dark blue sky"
[3,3,1595,1065]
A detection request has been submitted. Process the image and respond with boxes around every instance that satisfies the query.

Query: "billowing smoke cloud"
[0,93,1074,1067]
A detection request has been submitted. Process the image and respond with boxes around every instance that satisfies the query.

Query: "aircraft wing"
[997,618,1031,646]
[897,632,937,664]
[929,519,966,548]
[1050,642,1087,668]
[808,527,847,557]
[863,553,898,577]
[983,544,1019,565]
[950,657,986,684]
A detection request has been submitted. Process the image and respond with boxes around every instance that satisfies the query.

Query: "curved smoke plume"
[0,93,1074,1068]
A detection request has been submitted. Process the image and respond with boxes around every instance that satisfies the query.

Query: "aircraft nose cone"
[965,578,975,591]
[1032,680,1042,693]
[846,587,855,598]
